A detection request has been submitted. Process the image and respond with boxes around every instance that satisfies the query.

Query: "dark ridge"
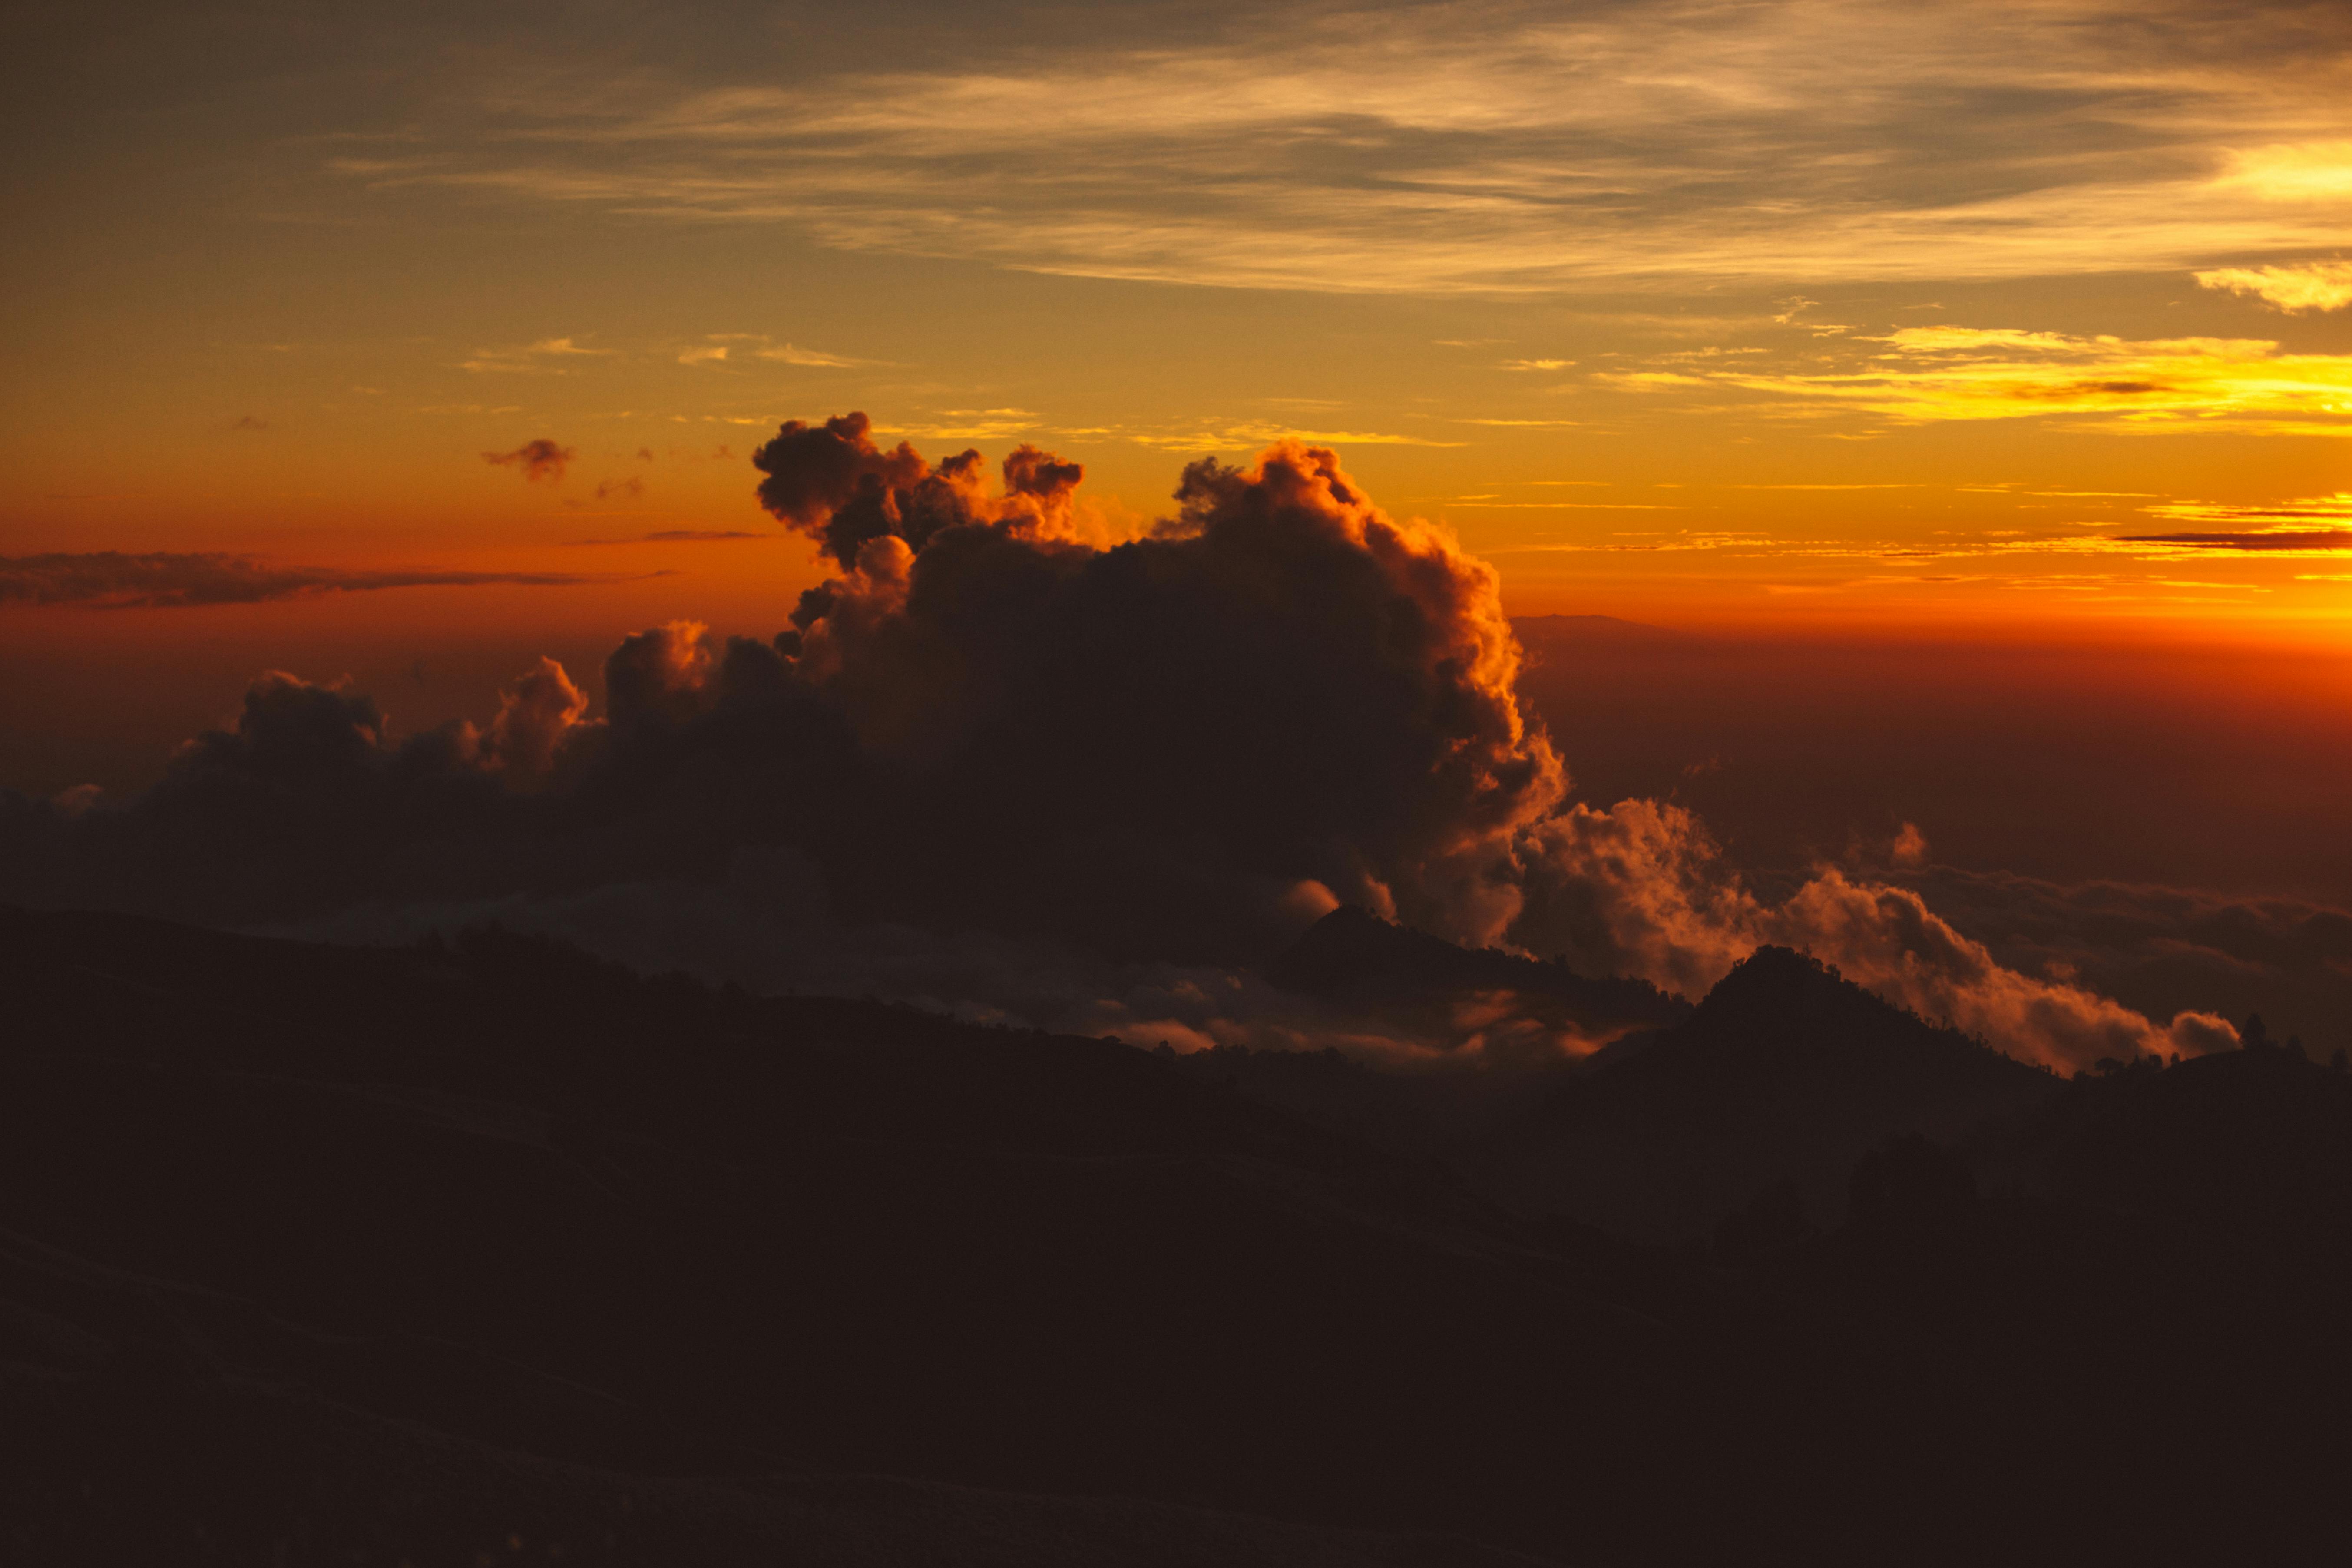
[7,906,2350,1565]
[1617,943,2044,1097]
[1269,903,1689,1033]
[1470,946,2058,1241]
[0,905,1768,1567]
[2005,1037,2352,1224]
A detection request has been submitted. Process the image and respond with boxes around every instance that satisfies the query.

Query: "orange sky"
[5,0,2352,784]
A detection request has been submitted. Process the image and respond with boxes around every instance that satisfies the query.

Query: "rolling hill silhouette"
[4,906,2349,1565]
[0,906,1770,1565]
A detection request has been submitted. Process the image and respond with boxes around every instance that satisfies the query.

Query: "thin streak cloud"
[1690,327,2352,434]
[0,553,641,609]
[564,530,770,546]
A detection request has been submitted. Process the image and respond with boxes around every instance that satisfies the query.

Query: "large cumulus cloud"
[0,415,2240,1072]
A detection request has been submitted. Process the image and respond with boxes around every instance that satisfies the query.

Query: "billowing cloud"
[1506,800,2230,1069]
[485,439,576,481]
[0,422,2234,1072]
[471,657,589,775]
[2196,260,2352,313]
[0,552,615,609]
[751,411,1091,568]
[1879,864,2352,1052]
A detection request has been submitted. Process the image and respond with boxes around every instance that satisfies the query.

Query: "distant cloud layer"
[0,421,2235,1071]
[0,552,616,609]
[335,0,2352,292]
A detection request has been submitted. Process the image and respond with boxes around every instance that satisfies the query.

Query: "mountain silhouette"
[1148,907,1691,1155]
[1270,903,1688,1039]
[5,906,2348,1566]
[1471,945,2058,1240]
[0,905,1781,1566]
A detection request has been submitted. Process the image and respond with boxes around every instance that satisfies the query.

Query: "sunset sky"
[7,2,2352,1030]
[10,0,2350,633]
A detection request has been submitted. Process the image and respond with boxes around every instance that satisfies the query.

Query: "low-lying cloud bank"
[0,552,621,609]
[0,420,2235,1071]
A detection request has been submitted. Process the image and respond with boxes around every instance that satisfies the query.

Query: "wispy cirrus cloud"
[2120,531,2352,552]
[0,552,638,609]
[2118,492,2352,552]
[678,333,869,367]
[564,529,769,546]
[1658,326,2352,436]
[1106,419,1465,450]
[756,342,863,367]
[2195,259,2352,313]
[461,336,615,374]
[877,409,1044,442]
[1453,417,1584,428]
[337,0,2352,294]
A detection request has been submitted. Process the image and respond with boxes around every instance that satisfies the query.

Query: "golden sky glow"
[4,0,2352,676]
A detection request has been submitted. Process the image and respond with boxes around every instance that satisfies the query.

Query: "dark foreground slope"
[6,909,2352,1565]
[0,907,1771,1567]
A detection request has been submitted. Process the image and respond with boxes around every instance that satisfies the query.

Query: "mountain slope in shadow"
[1470,945,2061,1240]
[0,905,1793,1568]
[8,906,2350,1566]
